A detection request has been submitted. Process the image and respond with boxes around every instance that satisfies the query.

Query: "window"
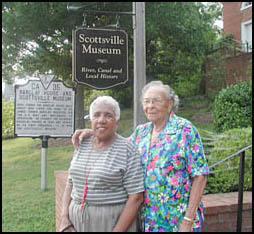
[240,2,252,11]
[241,20,252,52]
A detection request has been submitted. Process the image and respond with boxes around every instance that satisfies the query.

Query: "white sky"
[215,19,223,29]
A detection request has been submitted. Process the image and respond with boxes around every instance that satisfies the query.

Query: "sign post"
[14,78,75,191]
[133,2,146,128]
[41,135,48,191]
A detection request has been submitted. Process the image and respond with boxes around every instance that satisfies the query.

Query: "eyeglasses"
[142,98,164,106]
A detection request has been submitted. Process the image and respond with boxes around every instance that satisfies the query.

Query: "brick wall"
[204,51,251,95]
[202,192,252,232]
[54,170,252,232]
[54,171,69,232]
[225,52,252,85]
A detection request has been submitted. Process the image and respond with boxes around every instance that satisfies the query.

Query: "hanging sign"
[73,28,128,89]
[14,79,75,137]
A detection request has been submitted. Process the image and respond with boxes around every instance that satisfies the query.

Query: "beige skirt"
[69,200,138,232]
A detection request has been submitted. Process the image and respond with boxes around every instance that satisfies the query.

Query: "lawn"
[2,96,215,232]
[2,137,74,232]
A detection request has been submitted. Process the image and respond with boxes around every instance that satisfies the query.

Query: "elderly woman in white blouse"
[59,96,144,232]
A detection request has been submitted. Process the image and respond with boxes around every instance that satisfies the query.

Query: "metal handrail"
[207,144,252,232]
[207,38,252,54]
[208,144,252,170]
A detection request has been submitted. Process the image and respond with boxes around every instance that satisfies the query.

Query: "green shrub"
[213,81,252,132]
[205,127,252,194]
[173,75,201,98]
[2,99,14,139]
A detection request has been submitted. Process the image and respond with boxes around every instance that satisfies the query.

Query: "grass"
[2,95,214,232]
[2,137,75,232]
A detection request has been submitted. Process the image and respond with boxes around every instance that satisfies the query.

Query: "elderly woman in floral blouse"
[72,81,209,232]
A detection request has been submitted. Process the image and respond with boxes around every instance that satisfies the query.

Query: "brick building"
[204,2,252,95]
[223,2,252,51]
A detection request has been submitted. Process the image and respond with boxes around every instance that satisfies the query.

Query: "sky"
[215,19,223,29]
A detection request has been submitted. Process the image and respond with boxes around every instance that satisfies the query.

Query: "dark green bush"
[212,81,252,132]
[205,127,252,194]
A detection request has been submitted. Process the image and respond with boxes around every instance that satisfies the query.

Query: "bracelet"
[183,216,193,223]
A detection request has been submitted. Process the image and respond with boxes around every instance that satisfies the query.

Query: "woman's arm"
[178,175,207,232]
[59,184,75,232]
[72,129,94,149]
[112,193,143,232]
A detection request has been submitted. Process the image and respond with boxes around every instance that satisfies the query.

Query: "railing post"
[237,151,245,232]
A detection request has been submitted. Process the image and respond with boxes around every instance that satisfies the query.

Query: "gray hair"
[89,96,120,121]
[141,80,179,112]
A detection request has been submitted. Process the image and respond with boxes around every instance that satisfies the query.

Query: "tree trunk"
[200,61,207,95]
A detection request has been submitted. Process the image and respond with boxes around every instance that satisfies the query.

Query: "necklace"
[80,136,116,210]
[80,140,101,210]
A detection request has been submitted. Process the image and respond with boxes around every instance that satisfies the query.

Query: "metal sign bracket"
[67,4,135,30]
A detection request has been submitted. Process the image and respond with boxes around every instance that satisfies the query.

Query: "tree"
[145,2,222,97]
[2,2,83,128]
[2,2,221,123]
[2,2,132,128]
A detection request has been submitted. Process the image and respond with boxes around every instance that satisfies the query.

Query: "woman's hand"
[72,129,84,149]
[59,217,75,232]
[60,185,74,232]
[178,219,193,232]
[180,175,207,232]
[72,129,93,149]
[112,193,143,232]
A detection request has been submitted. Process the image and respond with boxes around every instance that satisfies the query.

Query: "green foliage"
[173,74,201,97]
[2,2,222,104]
[2,2,72,81]
[212,81,252,132]
[146,2,221,97]
[205,127,252,194]
[109,85,133,108]
[84,89,110,110]
[2,99,14,139]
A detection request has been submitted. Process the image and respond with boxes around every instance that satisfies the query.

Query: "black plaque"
[14,79,75,137]
[73,28,128,89]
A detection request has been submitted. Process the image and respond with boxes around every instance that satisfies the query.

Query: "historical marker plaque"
[14,79,75,137]
[73,28,128,89]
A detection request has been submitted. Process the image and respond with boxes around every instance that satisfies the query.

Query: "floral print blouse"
[130,112,209,232]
